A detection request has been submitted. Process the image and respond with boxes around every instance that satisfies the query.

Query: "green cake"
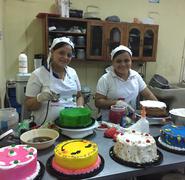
[59,107,92,128]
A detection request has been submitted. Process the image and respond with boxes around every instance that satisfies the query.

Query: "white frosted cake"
[140,100,167,117]
[113,130,158,164]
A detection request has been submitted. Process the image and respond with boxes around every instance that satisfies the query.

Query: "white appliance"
[16,73,31,120]
[16,73,31,105]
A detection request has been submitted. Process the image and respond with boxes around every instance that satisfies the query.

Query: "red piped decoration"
[104,127,118,138]
[99,124,108,129]
[132,130,135,133]
[146,139,150,143]
[145,133,149,136]
[126,139,130,143]
[113,132,120,142]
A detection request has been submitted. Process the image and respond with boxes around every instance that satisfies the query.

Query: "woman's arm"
[25,96,41,111]
[76,91,84,107]
[95,93,117,109]
[140,87,158,100]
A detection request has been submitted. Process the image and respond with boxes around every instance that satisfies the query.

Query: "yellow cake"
[53,139,98,170]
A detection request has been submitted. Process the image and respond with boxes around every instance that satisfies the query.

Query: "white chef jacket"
[96,66,146,121]
[25,65,81,125]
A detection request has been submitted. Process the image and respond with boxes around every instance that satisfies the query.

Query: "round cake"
[59,107,92,128]
[159,124,185,150]
[52,139,101,175]
[113,130,158,164]
[140,100,167,117]
[0,144,40,180]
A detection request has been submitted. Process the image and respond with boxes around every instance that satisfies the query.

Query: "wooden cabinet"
[37,13,88,60]
[127,23,158,62]
[37,13,158,62]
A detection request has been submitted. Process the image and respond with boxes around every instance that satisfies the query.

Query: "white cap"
[47,37,74,68]
[111,45,132,60]
[50,37,74,50]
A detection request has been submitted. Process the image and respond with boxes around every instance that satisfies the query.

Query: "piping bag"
[127,107,150,133]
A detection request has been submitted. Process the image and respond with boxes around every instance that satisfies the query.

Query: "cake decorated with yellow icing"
[59,107,93,128]
[52,139,101,175]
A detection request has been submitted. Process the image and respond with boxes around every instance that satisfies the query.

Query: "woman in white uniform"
[95,45,157,121]
[25,37,84,126]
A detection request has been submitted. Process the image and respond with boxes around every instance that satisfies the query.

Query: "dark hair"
[52,42,74,52]
[113,50,131,60]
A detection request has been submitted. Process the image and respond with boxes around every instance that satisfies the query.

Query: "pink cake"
[0,144,40,180]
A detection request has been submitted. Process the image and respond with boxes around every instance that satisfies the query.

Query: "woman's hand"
[37,87,53,102]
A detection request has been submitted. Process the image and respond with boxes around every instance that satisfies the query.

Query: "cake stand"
[55,121,99,138]
[135,111,170,125]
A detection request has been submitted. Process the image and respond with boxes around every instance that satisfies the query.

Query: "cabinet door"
[142,25,158,61]
[127,23,158,61]
[105,23,127,60]
[127,24,143,60]
[86,21,106,60]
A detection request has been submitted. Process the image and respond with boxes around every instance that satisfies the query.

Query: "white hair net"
[47,37,74,68]
[111,45,132,60]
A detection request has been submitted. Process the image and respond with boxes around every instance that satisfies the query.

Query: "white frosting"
[158,137,185,151]
[0,145,37,170]
[169,108,185,117]
[0,162,5,165]
[140,100,166,108]
[114,131,158,164]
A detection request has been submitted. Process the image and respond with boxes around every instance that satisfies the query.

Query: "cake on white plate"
[0,144,40,180]
[113,130,158,164]
[140,100,167,117]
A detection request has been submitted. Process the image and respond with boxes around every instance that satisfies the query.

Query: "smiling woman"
[25,37,84,127]
[95,45,157,121]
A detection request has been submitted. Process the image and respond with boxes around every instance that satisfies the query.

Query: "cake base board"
[135,111,170,125]
[55,120,98,138]
[61,130,96,139]
[35,161,45,180]
[109,146,163,168]
[46,154,104,179]
[156,136,185,155]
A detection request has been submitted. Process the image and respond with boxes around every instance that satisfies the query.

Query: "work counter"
[38,125,185,179]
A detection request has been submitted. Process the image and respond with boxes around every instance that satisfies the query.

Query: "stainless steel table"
[38,126,185,180]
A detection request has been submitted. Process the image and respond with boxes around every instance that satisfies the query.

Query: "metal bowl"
[20,128,59,150]
[169,108,185,126]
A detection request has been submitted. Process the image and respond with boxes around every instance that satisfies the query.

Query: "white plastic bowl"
[20,128,59,150]
[169,108,185,125]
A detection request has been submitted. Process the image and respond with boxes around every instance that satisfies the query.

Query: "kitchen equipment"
[56,0,70,17]
[0,129,14,140]
[77,36,85,46]
[83,5,100,20]
[34,54,44,70]
[149,74,170,89]
[76,49,85,59]
[105,15,120,22]
[169,108,185,125]
[0,108,19,131]
[20,128,59,150]
[109,105,126,124]
[19,53,28,74]
[81,85,91,104]
[69,9,83,18]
